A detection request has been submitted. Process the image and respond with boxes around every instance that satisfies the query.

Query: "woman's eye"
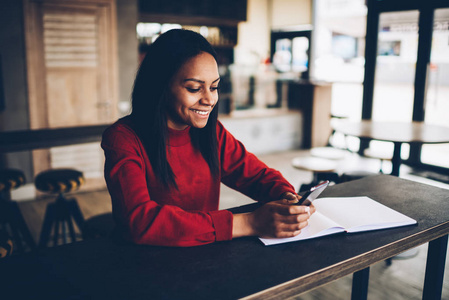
[186,87,200,93]
[210,86,219,92]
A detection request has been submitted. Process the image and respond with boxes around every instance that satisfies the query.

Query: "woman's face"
[167,52,220,130]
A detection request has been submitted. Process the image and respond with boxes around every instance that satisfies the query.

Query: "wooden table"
[332,120,449,176]
[0,175,448,300]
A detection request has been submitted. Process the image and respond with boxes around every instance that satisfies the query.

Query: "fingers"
[279,212,310,224]
[274,202,311,216]
[269,221,309,238]
[281,220,309,232]
[282,192,298,201]
[309,204,316,215]
[251,199,314,238]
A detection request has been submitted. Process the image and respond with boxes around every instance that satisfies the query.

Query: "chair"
[309,114,349,161]
[35,168,85,247]
[0,169,37,253]
[292,157,340,192]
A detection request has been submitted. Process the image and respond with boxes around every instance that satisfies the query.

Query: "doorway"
[24,0,118,190]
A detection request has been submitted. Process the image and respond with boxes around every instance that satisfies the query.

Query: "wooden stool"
[0,169,36,253]
[310,147,347,160]
[35,169,85,247]
[292,157,340,192]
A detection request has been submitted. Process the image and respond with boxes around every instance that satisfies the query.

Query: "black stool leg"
[68,198,85,232]
[40,194,86,247]
[52,217,60,247]
[62,219,68,244]
[59,197,76,243]
[60,196,84,243]
[0,197,37,252]
[9,201,37,251]
[8,222,25,253]
[66,214,77,243]
[39,203,56,248]
[55,194,69,244]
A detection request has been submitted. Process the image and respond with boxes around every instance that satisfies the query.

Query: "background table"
[0,175,448,299]
[332,120,449,176]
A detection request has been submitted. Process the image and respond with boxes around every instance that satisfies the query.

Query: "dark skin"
[233,192,316,239]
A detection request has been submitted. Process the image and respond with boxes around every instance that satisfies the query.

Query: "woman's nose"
[200,89,216,106]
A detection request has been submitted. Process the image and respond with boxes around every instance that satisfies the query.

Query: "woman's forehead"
[175,52,219,81]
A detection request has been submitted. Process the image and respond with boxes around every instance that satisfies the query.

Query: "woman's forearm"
[232,213,256,238]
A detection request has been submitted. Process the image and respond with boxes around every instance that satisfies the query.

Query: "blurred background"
[1,0,448,196]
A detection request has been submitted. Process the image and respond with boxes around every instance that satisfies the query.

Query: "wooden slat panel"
[43,11,97,68]
[43,22,96,30]
[43,13,96,22]
[45,45,97,52]
[45,30,96,38]
[50,142,104,178]
[44,37,96,45]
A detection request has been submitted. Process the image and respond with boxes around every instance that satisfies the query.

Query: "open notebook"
[260,196,417,246]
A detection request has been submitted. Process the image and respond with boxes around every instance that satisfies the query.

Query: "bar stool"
[0,169,37,253]
[310,146,347,161]
[363,147,392,174]
[292,157,340,192]
[35,169,85,247]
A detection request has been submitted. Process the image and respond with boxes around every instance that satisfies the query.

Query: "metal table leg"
[422,234,448,300]
[351,267,370,300]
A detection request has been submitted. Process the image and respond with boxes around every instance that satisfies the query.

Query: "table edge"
[242,220,449,299]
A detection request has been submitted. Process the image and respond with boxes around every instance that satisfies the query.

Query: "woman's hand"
[232,193,316,239]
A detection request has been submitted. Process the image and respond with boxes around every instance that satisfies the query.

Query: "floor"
[13,149,449,300]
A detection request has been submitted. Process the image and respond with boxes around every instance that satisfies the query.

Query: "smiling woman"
[101,29,315,247]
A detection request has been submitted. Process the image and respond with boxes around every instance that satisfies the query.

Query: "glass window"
[421,8,449,168]
[372,10,419,123]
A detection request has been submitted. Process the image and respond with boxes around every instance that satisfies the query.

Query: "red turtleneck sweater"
[101,117,296,247]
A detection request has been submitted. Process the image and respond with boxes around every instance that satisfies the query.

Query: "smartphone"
[296,180,329,206]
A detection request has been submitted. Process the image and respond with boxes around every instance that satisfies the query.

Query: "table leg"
[391,142,402,177]
[422,234,448,300]
[351,267,370,300]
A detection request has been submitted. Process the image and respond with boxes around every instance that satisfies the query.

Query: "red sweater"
[101,117,296,247]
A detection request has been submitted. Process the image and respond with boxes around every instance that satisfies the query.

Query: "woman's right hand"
[232,199,315,239]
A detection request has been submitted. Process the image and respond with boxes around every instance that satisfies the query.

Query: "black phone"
[296,180,329,206]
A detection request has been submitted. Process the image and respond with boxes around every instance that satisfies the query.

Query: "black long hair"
[130,29,219,189]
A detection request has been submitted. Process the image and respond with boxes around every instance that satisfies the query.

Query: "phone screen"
[297,180,329,206]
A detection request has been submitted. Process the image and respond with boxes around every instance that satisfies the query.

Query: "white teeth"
[192,110,209,115]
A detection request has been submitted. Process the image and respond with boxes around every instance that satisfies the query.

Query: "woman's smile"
[191,109,210,116]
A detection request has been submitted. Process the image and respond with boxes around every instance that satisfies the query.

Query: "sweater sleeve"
[218,122,296,202]
[101,123,233,247]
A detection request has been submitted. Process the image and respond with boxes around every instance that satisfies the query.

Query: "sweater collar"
[167,126,191,147]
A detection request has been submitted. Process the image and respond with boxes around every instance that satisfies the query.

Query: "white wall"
[235,0,271,65]
[271,0,311,29]
[234,0,312,65]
